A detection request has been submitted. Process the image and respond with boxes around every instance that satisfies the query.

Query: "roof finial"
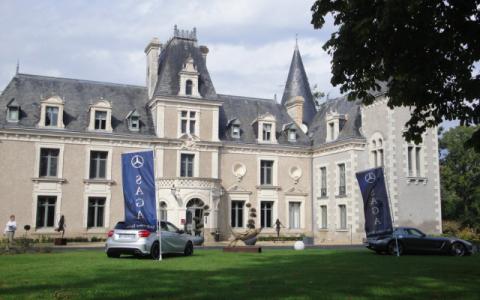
[16,59,19,74]
[295,33,298,50]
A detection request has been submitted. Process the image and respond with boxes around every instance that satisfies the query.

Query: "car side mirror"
[177,229,185,234]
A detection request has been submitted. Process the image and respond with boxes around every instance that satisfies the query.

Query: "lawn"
[0,249,479,300]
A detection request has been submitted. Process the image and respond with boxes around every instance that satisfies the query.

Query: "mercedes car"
[105,221,195,259]
[365,227,475,256]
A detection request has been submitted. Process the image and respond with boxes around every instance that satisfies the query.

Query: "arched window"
[185,80,193,95]
[186,198,205,236]
[159,201,167,221]
[370,134,385,167]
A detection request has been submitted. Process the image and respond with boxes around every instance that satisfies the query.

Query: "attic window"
[186,80,193,95]
[45,106,59,127]
[127,110,141,132]
[262,123,272,141]
[7,100,20,122]
[94,111,107,130]
[288,129,297,142]
[232,124,240,139]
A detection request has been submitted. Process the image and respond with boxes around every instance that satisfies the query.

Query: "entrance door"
[185,198,204,236]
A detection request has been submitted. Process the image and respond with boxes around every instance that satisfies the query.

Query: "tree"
[311,1,480,150]
[311,84,326,109]
[439,126,480,230]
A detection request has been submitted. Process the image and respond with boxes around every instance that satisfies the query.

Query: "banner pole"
[154,149,162,262]
[382,166,399,257]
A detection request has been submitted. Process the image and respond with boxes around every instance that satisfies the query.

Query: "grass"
[0,249,479,300]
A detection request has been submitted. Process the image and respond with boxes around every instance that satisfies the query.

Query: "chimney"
[286,96,304,130]
[145,37,162,99]
[199,45,209,63]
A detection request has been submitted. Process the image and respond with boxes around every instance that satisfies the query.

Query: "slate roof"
[309,96,363,146]
[281,46,317,125]
[153,36,218,100]
[219,94,311,146]
[0,73,154,136]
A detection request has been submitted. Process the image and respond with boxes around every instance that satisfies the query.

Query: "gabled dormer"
[38,95,65,129]
[252,113,277,144]
[178,55,201,98]
[126,109,140,132]
[282,122,298,142]
[227,118,241,139]
[88,99,112,132]
[325,110,347,142]
[6,98,20,123]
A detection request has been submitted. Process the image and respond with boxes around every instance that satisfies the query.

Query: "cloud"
[0,0,339,99]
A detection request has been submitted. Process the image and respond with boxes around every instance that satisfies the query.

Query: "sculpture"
[228,203,262,247]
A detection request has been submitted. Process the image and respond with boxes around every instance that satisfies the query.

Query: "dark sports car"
[365,227,475,256]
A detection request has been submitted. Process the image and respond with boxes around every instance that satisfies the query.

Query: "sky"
[0,0,339,101]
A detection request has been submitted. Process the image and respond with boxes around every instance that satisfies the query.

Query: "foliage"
[311,84,326,109]
[442,220,480,242]
[311,1,480,150]
[257,235,304,241]
[1,250,480,299]
[440,126,480,230]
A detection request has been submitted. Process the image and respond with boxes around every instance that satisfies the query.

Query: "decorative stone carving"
[232,162,247,182]
[289,166,302,184]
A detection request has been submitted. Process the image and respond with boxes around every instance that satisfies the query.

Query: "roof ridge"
[218,94,275,103]
[16,73,146,89]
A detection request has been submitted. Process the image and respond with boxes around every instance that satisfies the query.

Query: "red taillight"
[107,230,114,237]
[138,230,151,238]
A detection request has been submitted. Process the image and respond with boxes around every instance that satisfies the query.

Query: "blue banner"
[355,167,393,238]
[121,150,157,231]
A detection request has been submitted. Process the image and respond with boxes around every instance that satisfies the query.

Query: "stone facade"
[0,27,442,243]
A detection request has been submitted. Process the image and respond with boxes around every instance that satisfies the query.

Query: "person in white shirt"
[4,215,16,250]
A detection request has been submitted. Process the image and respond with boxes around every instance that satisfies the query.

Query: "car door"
[400,228,425,252]
[405,228,435,252]
[159,221,175,254]
[166,222,185,252]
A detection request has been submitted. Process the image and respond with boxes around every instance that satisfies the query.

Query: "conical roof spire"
[281,45,317,125]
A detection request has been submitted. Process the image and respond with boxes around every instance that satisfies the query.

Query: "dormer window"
[288,129,297,142]
[232,124,240,138]
[253,113,277,144]
[126,110,140,132]
[88,99,112,132]
[6,99,20,122]
[178,56,200,98]
[186,80,193,95]
[262,123,272,141]
[326,111,347,142]
[38,96,65,129]
[94,111,107,130]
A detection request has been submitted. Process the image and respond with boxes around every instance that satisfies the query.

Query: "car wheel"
[107,250,120,258]
[151,242,160,260]
[387,241,403,256]
[184,241,193,256]
[450,242,466,256]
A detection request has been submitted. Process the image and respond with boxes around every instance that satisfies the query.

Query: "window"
[232,124,241,139]
[415,147,421,176]
[372,151,378,167]
[36,196,56,228]
[320,167,327,197]
[186,80,193,95]
[378,149,384,167]
[407,146,414,176]
[262,123,272,141]
[127,110,140,131]
[87,197,105,228]
[329,122,335,140]
[260,201,273,228]
[339,205,347,229]
[39,148,59,177]
[89,151,108,179]
[260,160,273,185]
[338,163,346,196]
[231,201,244,228]
[288,129,296,142]
[45,106,59,127]
[371,137,385,167]
[180,110,196,135]
[180,154,194,177]
[289,202,301,229]
[7,106,19,122]
[94,111,107,130]
[320,205,327,229]
[159,201,167,221]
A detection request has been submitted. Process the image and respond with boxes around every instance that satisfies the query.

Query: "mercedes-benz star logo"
[364,172,376,183]
[131,155,144,168]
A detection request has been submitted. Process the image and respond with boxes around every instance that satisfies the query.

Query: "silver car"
[105,221,194,258]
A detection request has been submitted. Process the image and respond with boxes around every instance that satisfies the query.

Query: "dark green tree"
[311,1,480,150]
[439,126,480,230]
